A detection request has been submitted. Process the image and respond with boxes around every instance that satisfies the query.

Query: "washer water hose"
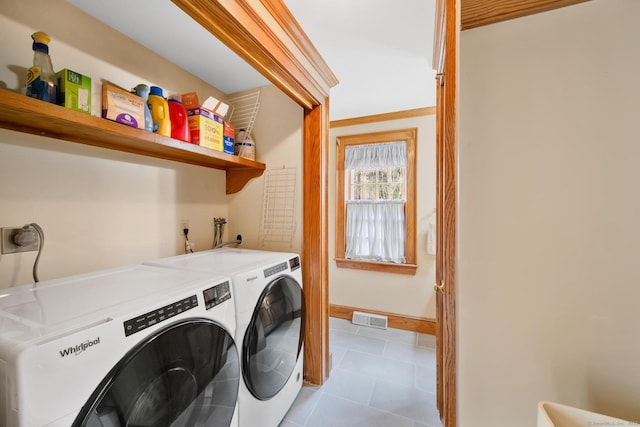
[212,217,227,249]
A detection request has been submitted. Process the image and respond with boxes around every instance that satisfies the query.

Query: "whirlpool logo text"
[59,337,101,358]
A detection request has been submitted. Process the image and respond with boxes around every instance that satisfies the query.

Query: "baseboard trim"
[330,304,436,335]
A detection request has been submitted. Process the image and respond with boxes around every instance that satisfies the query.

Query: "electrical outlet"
[1,227,39,254]
[180,219,189,236]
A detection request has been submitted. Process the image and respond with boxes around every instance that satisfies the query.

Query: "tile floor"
[279,317,442,427]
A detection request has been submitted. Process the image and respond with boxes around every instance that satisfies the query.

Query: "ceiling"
[67,0,436,121]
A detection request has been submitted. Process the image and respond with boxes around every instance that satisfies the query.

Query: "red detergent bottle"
[168,95,191,143]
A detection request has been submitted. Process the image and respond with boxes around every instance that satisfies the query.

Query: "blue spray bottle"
[25,32,58,104]
[133,84,154,132]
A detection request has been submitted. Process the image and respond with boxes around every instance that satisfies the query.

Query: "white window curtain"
[345,141,406,169]
[344,141,407,263]
[345,200,406,263]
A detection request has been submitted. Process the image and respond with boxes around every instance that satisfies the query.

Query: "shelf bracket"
[226,167,265,194]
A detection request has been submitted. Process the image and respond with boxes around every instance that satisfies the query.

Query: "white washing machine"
[145,248,304,427]
[0,264,240,427]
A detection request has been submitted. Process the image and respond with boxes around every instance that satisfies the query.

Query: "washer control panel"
[288,256,301,271]
[264,261,288,278]
[203,280,231,310]
[123,295,198,337]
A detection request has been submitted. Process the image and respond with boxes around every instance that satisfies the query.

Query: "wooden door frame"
[172,0,338,385]
[461,0,590,30]
[432,2,591,424]
[433,0,458,425]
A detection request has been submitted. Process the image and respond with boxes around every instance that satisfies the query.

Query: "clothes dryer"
[145,248,304,427]
[0,264,239,427]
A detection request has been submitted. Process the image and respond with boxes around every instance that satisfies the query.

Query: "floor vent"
[351,311,388,330]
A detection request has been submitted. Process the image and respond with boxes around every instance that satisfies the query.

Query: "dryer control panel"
[264,261,288,278]
[288,256,301,271]
[263,256,301,278]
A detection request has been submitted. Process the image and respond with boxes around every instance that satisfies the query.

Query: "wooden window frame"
[335,128,417,275]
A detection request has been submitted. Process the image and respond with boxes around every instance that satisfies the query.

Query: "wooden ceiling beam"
[461,0,591,30]
[171,0,337,108]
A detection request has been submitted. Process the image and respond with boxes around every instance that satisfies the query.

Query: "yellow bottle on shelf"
[147,86,171,137]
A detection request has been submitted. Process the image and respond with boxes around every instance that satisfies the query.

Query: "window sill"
[335,258,418,275]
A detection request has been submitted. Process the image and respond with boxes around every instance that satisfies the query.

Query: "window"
[336,129,417,275]
[348,166,405,201]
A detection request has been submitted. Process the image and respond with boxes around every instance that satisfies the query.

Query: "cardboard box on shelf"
[181,92,199,110]
[181,92,229,117]
[187,108,224,151]
[102,82,145,129]
[223,122,235,155]
[202,96,229,117]
[56,68,91,114]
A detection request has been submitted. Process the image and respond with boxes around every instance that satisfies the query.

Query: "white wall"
[0,132,229,285]
[226,85,304,255]
[329,115,437,319]
[459,0,640,424]
[0,1,297,286]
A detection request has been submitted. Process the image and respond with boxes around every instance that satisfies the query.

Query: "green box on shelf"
[56,68,91,114]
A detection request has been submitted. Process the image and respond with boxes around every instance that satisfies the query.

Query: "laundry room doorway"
[171,0,337,386]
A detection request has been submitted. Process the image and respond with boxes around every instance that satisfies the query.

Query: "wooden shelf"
[0,88,265,194]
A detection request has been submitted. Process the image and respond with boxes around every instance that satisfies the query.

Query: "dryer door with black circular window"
[73,319,239,427]
[242,275,304,400]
